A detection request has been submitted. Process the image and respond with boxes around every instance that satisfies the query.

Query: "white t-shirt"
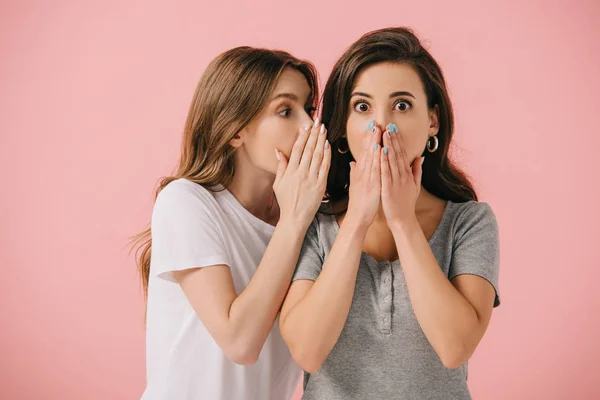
[141,178,300,400]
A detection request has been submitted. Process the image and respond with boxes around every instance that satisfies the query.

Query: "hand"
[380,126,424,228]
[345,124,382,230]
[273,119,331,230]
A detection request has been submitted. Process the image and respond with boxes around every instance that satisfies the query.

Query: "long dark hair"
[321,27,477,207]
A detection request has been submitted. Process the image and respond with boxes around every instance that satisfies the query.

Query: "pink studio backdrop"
[1,0,599,399]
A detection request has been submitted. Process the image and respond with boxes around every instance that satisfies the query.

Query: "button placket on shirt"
[379,261,393,334]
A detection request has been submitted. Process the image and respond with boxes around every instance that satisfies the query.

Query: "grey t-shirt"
[292,200,500,400]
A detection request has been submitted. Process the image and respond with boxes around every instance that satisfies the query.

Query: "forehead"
[272,67,312,99]
[353,62,424,96]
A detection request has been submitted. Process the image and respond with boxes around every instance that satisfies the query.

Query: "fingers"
[358,134,368,174]
[396,131,411,173]
[372,143,381,191]
[288,123,312,168]
[369,126,382,183]
[382,128,400,183]
[299,118,322,169]
[362,124,379,175]
[273,149,288,188]
[413,156,425,187]
[389,127,402,166]
[381,131,392,191]
[388,132,406,179]
[381,149,390,197]
[317,139,331,188]
[309,123,327,177]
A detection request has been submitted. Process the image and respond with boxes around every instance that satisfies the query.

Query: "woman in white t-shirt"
[133,47,331,400]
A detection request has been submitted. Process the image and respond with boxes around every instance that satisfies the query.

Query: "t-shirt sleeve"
[150,180,230,283]
[292,219,324,282]
[449,202,501,307]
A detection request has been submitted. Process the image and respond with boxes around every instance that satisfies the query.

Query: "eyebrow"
[270,92,299,102]
[351,91,416,99]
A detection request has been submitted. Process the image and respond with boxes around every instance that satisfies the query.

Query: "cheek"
[397,124,430,159]
[252,119,297,158]
[279,130,298,159]
[261,124,299,161]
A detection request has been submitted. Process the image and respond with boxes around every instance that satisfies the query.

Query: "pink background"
[1,0,599,399]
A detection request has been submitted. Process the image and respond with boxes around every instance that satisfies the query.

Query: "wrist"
[339,214,369,240]
[276,217,310,242]
[389,214,420,238]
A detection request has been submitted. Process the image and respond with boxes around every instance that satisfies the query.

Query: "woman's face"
[236,67,314,175]
[346,62,439,165]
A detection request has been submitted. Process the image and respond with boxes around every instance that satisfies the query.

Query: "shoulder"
[155,179,218,208]
[157,178,214,202]
[449,200,498,238]
[153,179,220,221]
[452,201,496,224]
[304,211,340,252]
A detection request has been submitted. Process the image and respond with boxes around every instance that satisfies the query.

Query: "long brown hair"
[132,47,318,297]
[322,27,477,206]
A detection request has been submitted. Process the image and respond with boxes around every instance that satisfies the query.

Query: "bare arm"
[280,126,383,373]
[381,126,497,369]
[391,218,496,369]
[174,221,305,365]
[173,122,331,365]
[279,220,366,373]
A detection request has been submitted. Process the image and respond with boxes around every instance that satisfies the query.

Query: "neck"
[227,157,278,224]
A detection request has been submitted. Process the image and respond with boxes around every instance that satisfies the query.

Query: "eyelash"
[278,106,317,118]
[352,99,413,112]
[394,100,412,111]
[278,108,292,117]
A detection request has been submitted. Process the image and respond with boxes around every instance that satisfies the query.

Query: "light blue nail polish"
[386,123,398,134]
[383,146,388,155]
[373,143,378,150]
[366,120,375,132]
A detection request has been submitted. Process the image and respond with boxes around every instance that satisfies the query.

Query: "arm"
[381,128,498,369]
[390,217,496,369]
[279,220,367,373]
[280,124,383,373]
[171,122,331,365]
[174,221,305,365]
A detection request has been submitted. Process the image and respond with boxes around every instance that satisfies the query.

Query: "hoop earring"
[337,136,349,154]
[427,135,439,153]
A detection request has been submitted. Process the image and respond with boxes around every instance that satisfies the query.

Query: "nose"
[373,109,392,135]
[301,112,314,129]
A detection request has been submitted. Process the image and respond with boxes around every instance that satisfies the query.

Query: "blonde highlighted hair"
[132,47,319,297]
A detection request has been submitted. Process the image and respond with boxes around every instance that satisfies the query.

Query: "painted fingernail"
[275,149,281,161]
[386,123,398,134]
[325,140,330,149]
[386,130,391,138]
[383,146,388,155]
[366,120,375,132]
[320,124,325,135]
[349,162,353,169]
[313,117,320,128]
[373,143,378,150]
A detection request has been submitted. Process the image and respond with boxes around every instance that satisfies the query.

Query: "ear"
[229,128,246,148]
[429,105,440,136]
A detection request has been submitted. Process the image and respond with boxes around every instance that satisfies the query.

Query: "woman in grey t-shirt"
[280,27,500,400]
